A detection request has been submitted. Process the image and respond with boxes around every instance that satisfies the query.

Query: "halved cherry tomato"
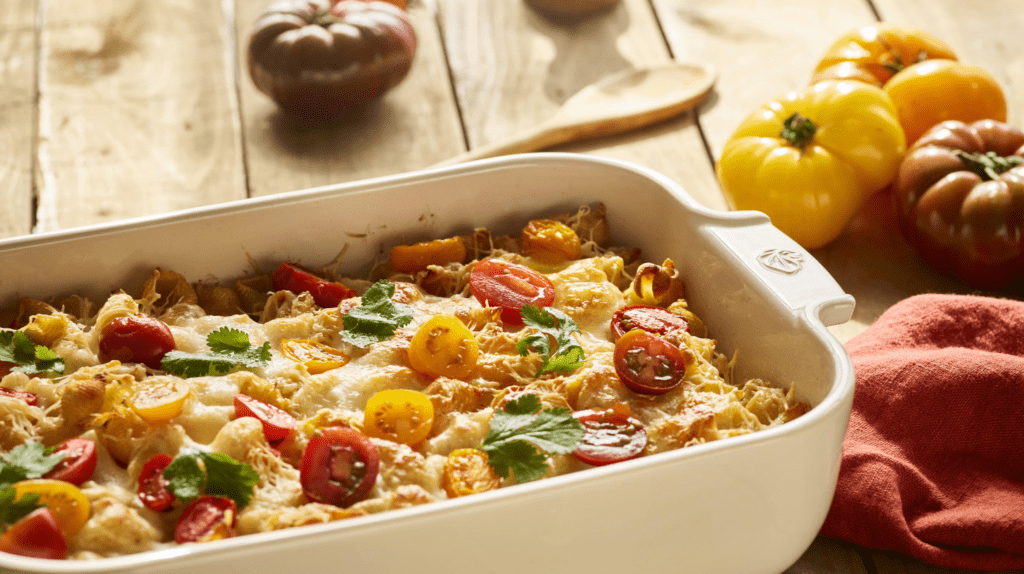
[130,379,191,424]
[610,305,690,340]
[137,454,175,512]
[573,408,647,466]
[300,427,379,508]
[272,262,356,308]
[442,448,500,498]
[469,259,555,325]
[613,330,688,395]
[12,479,90,536]
[0,507,68,560]
[43,438,97,486]
[407,315,478,380]
[234,394,298,442]
[389,236,467,273]
[98,315,177,370]
[521,219,581,264]
[280,339,350,374]
[362,389,434,445]
[0,387,38,406]
[174,496,237,544]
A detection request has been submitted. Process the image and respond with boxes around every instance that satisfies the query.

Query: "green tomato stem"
[780,113,817,151]
[953,150,1024,181]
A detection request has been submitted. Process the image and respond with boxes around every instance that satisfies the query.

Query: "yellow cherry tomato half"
[362,389,434,445]
[389,236,467,274]
[442,448,500,498]
[281,339,351,374]
[884,59,1007,146]
[130,379,191,424]
[408,315,479,380]
[521,219,581,264]
[13,479,91,536]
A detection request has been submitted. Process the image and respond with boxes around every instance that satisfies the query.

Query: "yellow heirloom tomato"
[716,80,906,248]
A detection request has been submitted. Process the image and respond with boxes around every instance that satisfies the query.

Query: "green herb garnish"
[341,280,413,348]
[161,327,271,378]
[0,443,65,489]
[163,451,259,509]
[479,394,584,483]
[0,486,43,530]
[516,306,585,375]
[0,329,65,376]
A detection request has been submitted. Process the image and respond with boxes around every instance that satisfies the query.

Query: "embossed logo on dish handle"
[757,249,803,275]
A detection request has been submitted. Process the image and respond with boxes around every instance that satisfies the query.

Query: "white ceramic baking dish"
[0,153,855,574]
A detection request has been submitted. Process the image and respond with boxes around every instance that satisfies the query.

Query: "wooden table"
[1,0,1022,572]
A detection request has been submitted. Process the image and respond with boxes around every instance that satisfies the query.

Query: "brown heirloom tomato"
[247,0,417,117]
[812,23,957,87]
[893,120,1024,288]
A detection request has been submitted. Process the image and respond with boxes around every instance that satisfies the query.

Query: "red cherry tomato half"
[468,259,555,325]
[43,438,97,486]
[613,330,688,395]
[300,427,379,508]
[234,394,298,442]
[0,507,68,560]
[573,408,648,466]
[0,387,38,406]
[610,305,690,340]
[175,496,237,544]
[272,262,356,309]
[98,315,177,370]
[137,454,175,512]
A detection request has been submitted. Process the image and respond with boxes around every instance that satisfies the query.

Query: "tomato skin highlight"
[469,259,555,325]
[175,496,237,544]
[272,262,356,308]
[610,305,690,340]
[300,427,379,508]
[613,330,688,395]
[0,507,68,560]
[0,387,38,405]
[573,408,648,466]
[234,394,298,442]
[43,438,97,486]
[98,315,177,370]
[137,454,175,512]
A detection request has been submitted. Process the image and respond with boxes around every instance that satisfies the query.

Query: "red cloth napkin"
[819,294,1024,572]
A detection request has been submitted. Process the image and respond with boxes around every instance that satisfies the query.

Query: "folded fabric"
[819,294,1024,572]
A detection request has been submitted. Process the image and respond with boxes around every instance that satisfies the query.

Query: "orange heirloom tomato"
[281,339,351,374]
[130,379,191,424]
[408,315,479,380]
[884,60,1007,146]
[389,236,467,274]
[521,220,581,264]
[717,80,906,248]
[363,389,434,445]
[442,448,500,498]
[812,23,957,87]
[13,479,91,537]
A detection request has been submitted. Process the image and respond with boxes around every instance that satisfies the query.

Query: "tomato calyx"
[953,149,1024,181]
[138,454,175,512]
[780,112,817,151]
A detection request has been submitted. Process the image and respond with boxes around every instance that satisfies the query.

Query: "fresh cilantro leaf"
[0,486,42,530]
[200,452,259,509]
[515,306,585,375]
[341,280,413,348]
[163,451,259,509]
[0,443,65,487]
[479,394,584,483]
[161,328,271,378]
[0,329,65,376]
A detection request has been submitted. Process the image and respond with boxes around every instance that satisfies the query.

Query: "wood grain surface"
[0,1,37,239]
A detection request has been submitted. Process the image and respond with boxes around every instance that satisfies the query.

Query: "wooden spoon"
[435,61,716,166]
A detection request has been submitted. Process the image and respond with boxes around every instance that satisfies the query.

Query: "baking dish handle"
[702,213,855,327]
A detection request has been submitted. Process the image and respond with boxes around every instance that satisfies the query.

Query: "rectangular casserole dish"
[0,153,855,574]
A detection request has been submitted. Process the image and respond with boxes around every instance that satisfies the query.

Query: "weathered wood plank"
[784,537,871,574]
[235,0,465,197]
[34,0,246,233]
[436,0,723,210]
[0,1,37,239]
